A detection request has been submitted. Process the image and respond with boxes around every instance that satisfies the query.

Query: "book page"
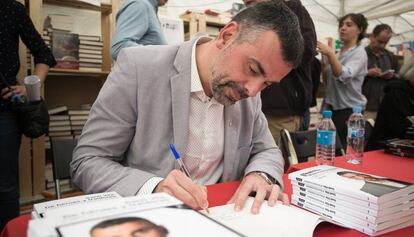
[202,197,323,237]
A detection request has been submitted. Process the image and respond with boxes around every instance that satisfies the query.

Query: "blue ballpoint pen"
[169,144,210,213]
[169,144,191,178]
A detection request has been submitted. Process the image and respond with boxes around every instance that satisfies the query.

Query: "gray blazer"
[70,38,284,196]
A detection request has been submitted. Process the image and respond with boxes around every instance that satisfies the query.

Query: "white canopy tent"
[161,0,414,45]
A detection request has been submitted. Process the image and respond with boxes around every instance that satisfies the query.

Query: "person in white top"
[71,1,303,214]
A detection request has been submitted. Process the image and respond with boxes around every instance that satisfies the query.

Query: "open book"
[202,197,334,237]
[28,193,243,237]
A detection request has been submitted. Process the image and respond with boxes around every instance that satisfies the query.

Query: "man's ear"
[215,21,240,49]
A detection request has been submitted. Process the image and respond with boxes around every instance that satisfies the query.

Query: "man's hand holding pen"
[154,170,209,210]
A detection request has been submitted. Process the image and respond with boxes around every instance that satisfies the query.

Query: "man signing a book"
[71,1,303,214]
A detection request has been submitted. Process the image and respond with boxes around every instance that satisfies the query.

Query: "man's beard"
[211,72,249,106]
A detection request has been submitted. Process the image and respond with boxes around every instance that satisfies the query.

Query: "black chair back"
[280,129,345,170]
[50,137,78,199]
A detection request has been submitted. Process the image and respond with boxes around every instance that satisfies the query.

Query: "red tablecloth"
[2,150,414,237]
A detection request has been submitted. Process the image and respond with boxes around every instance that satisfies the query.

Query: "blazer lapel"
[170,39,194,157]
[222,105,240,181]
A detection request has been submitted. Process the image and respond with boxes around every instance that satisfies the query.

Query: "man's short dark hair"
[372,24,393,36]
[90,217,168,236]
[231,1,304,68]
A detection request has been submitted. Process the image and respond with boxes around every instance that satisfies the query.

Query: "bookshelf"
[17,0,120,201]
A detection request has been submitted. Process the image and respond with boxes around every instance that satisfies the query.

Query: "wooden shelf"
[181,12,228,27]
[43,0,111,13]
[49,68,110,77]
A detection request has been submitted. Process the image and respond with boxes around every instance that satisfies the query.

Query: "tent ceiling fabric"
[302,0,414,44]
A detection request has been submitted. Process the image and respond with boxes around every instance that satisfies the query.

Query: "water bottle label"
[347,128,365,138]
[317,130,336,145]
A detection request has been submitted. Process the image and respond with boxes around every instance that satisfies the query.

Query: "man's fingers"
[155,170,208,209]
[174,174,208,209]
[232,183,252,212]
[267,184,280,206]
[279,192,290,205]
[251,187,266,214]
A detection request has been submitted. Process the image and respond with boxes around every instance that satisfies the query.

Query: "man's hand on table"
[227,172,289,214]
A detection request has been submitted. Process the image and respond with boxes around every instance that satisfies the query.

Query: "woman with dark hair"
[317,13,369,147]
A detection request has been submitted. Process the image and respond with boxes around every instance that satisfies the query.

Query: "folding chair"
[50,137,78,199]
[280,129,345,171]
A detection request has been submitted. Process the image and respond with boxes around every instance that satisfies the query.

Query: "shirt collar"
[190,36,212,95]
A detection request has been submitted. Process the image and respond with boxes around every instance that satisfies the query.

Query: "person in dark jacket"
[0,0,56,231]
[243,0,317,144]
[366,56,414,150]
[363,24,400,120]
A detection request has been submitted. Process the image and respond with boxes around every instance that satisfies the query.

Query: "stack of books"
[48,105,72,138]
[68,105,91,137]
[384,138,414,158]
[45,104,91,145]
[289,165,414,236]
[79,34,103,71]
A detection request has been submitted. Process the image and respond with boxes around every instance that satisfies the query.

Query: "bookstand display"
[17,0,120,201]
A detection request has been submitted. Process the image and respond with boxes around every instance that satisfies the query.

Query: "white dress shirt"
[138,36,224,194]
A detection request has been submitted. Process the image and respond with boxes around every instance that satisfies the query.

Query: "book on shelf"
[288,165,414,236]
[69,115,89,121]
[70,120,87,126]
[48,131,72,137]
[49,120,71,127]
[79,57,102,64]
[32,192,122,219]
[48,105,68,115]
[78,34,101,42]
[79,62,102,69]
[79,53,102,59]
[71,125,84,131]
[49,125,72,132]
[79,48,102,55]
[52,31,80,69]
[28,193,242,237]
[80,39,103,47]
[49,115,70,121]
[68,109,90,116]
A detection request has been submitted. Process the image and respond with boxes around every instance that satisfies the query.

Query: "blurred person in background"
[0,0,56,231]
[363,24,400,120]
[317,13,368,147]
[111,0,168,60]
[243,0,317,143]
[366,56,414,150]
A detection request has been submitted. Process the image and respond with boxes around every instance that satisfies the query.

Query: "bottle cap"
[352,106,362,113]
[322,110,332,118]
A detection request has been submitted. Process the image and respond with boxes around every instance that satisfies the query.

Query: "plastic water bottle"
[346,106,365,164]
[316,110,336,166]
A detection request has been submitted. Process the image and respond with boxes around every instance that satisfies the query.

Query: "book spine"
[293,188,378,223]
[291,179,380,207]
[292,182,379,210]
[292,195,375,235]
